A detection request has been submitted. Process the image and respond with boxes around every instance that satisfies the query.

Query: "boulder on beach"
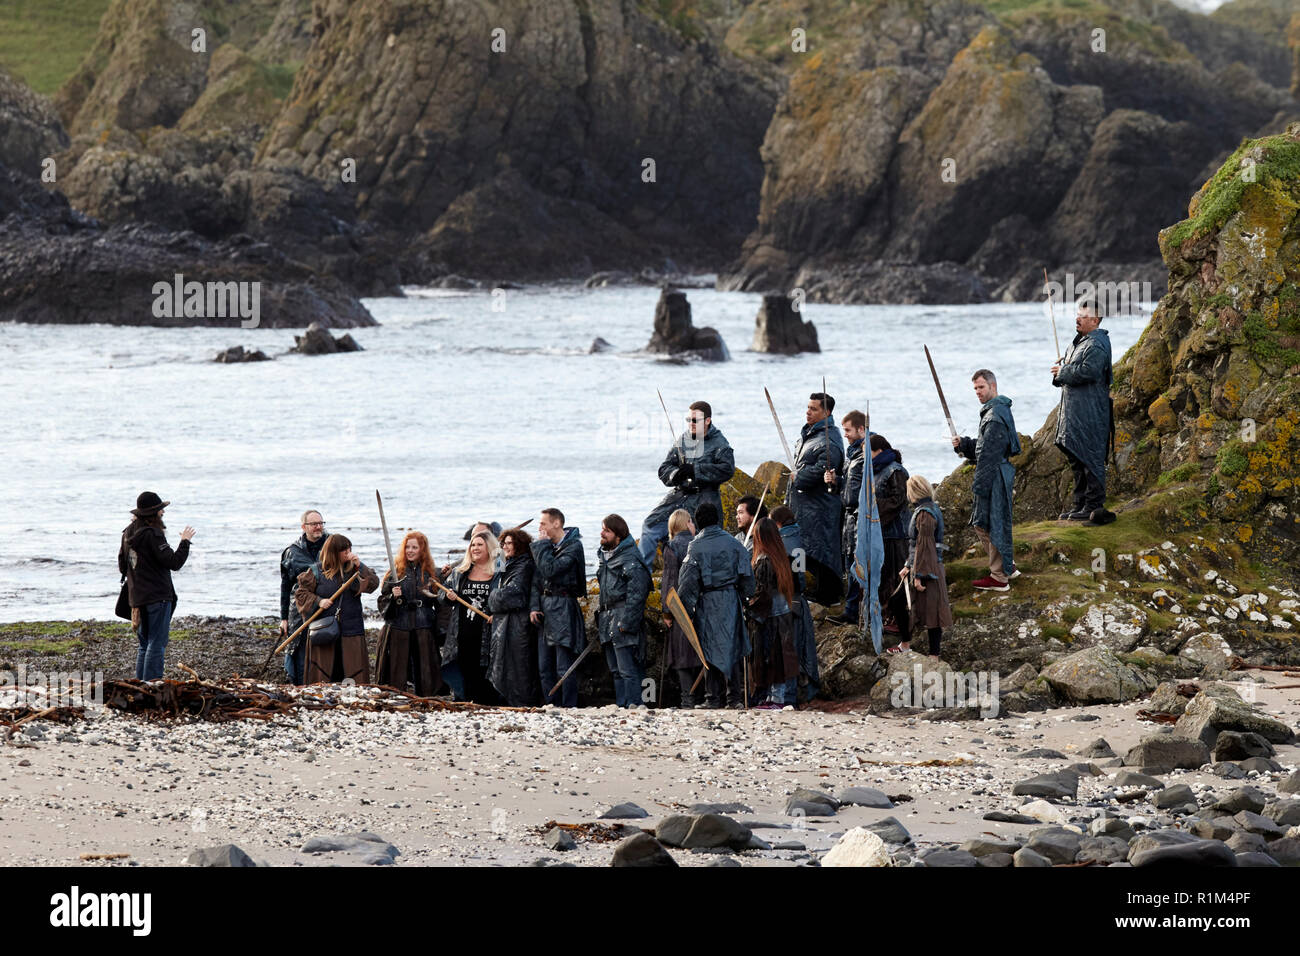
[1174,691,1296,748]
[645,287,728,362]
[751,294,819,354]
[1040,645,1157,704]
[821,827,892,867]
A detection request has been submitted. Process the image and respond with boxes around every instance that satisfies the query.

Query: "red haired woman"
[747,518,799,710]
[376,531,443,696]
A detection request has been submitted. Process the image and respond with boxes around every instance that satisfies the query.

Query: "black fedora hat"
[131,491,171,516]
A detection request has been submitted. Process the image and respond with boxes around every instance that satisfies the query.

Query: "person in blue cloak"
[951,369,1020,592]
[788,391,845,604]
[638,400,735,565]
[1052,294,1114,524]
[676,501,755,709]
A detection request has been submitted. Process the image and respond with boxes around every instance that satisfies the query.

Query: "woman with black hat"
[117,492,196,680]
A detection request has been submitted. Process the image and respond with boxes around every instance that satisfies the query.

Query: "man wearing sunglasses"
[638,400,735,566]
[280,509,327,684]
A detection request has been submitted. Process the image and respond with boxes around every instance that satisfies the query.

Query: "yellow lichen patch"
[1148,394,1178,433]
[1237,524,1254,543]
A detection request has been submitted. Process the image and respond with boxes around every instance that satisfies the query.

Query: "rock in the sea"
[611,833,677,867]
[588,337,615,353]
[751,294,819,354]
[645,288,727,362]
[185,844,256,867]
[1175,692,1296,747]
[214,345,271,363]
[1213,731,1276,762]
[600,802,650,820]
[1123,735,1209,773]
[1130,839,1238,867]
[1040,645,1157,704]
[821,827,892,867]
[293,322,364,355]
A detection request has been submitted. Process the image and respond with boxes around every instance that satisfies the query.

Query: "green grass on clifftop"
[1164,134,1300,249]
[0,0,109,95]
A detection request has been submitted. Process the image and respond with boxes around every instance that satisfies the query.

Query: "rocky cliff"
[720,0,1300,303]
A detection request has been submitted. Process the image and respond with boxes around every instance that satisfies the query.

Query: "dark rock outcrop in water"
[214,345,271,363]
[0,162,374,327]
[752,294,819,354]
[293,322,363,355]
[646,287,728,362]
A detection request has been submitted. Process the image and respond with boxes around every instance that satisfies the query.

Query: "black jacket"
[281,533,325,627]
[118,520,190,608]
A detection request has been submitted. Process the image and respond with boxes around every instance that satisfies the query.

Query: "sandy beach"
[3,671,1297,867]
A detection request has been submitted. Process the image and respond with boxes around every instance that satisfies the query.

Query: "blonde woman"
[899,476,953,658]
[439,529,500,702]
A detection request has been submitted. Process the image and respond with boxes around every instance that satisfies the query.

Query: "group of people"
[117,296,1115,703]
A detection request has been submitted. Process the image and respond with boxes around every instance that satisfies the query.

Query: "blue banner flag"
[853,432,885,655]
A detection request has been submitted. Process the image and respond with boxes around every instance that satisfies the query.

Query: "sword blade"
[764,386,796,472]
[549,641,596,698]
[376,490,399,586]
[924,345,959,440]
[657,388,684,464]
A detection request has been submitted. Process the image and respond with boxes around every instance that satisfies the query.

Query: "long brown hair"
[320,533,353,578]
[751,518,794,604]
[396,531,434,578]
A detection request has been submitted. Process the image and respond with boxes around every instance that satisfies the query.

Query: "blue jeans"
[771,676,797,705]
[638,515,669,566]
[843,576,861,619]
[539,641,579,707]
[135,600,174,680]
[284,635,306,685]
[603,643,644,708]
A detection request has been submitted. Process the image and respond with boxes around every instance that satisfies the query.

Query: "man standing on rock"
[280,509,326,685]
[1052,294,1114,524]
[531,508,586,707]
[639,400,735,566]
[788,391,845,604]
[734,495,764,548]
[676,502,755,708]
[952,370,1020,592]
[829,409,867,625]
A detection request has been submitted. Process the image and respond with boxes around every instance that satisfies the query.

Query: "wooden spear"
[273,570,361,656]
